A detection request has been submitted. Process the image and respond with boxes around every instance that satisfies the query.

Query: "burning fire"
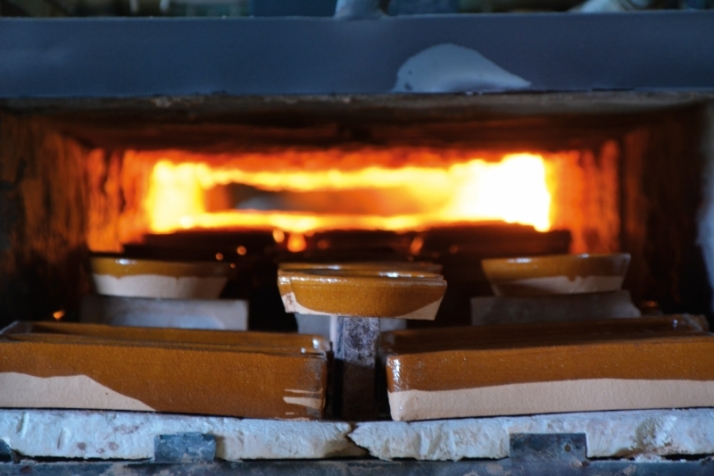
[143,152,552,239]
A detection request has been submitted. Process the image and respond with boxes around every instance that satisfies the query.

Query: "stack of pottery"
[4,257,333,420]
[376,253,714,421]
[279,261,443,343]
[471,253,640,325]
[277,261,447,420]
[82,256,247,330]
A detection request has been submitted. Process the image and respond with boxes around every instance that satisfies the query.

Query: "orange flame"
[144,153,552,236]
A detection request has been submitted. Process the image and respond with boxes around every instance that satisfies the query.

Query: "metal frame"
[0,12,713,98]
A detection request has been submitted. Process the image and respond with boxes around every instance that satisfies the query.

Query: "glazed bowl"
[278,265,446,319]
[481,253,631,297]
[90,257,234,299]
[277,261,442,313]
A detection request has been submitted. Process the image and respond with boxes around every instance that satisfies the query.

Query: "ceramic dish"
[90,257,234,299]
[277,261,442,313]
[382,315,714,421]
[0,321,328,419]
[481,253,630,297]
[278,266,446,320]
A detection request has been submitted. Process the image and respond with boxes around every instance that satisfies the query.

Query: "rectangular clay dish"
[11,321,330,354]
[380,314,708,356]
[0,322,328,420]
[384,315,714,421]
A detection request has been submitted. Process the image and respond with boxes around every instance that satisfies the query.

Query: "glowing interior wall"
[85,145,621,258]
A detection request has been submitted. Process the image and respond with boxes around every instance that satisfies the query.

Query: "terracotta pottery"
[21,321,330,353]
[279,266,446,319]
[278,262,442,314]
[481,253,631,296]
[382,315,714,421]
[90,257,234,299]
[380,314,708,356]
[0,321,328,419]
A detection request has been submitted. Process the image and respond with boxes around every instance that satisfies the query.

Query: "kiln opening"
[0,95,710,331]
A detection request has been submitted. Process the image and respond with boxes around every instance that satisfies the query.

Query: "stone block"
[0,410,363,460]
[351,409,714,460]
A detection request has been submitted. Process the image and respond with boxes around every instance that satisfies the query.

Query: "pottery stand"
[293,312,420,421]
[296,313,415,420]
[80,294,248,330]
[295,313,406,344]
[470,290,640,326]
[332,316,381,420]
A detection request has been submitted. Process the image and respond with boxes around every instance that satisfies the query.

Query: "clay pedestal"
[333,317,381,420]
[470,291,640,326]
[80,294,248,330]
[295,313,406,344]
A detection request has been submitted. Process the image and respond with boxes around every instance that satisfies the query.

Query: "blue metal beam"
[0,12,712,98]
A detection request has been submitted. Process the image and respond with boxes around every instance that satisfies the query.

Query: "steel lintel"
[0,12,713,98]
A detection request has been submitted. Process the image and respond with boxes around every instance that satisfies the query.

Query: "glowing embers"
[144,152,552,237]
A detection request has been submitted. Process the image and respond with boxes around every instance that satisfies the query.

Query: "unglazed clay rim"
[277,264,442,293]
[90,257,234,278]
[284,269,446,287]
[482,253,631,283]
[278,261,442,273]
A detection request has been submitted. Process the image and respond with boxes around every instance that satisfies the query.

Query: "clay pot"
[278,263,446,319]
[481,253,630,297]
[90,257,234,299]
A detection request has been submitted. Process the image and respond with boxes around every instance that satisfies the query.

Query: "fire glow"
[144,153,552,238]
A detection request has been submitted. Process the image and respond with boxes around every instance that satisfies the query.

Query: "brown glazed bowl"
[277,261,442,313]
[90,257,234,299]
[481,253,631,297]
[278,265,446,319]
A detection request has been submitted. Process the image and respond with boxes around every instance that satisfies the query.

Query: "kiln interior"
[0,95,710,330]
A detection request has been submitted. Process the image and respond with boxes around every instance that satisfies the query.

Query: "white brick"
[0,410,363,460]
[352,409,714,461]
